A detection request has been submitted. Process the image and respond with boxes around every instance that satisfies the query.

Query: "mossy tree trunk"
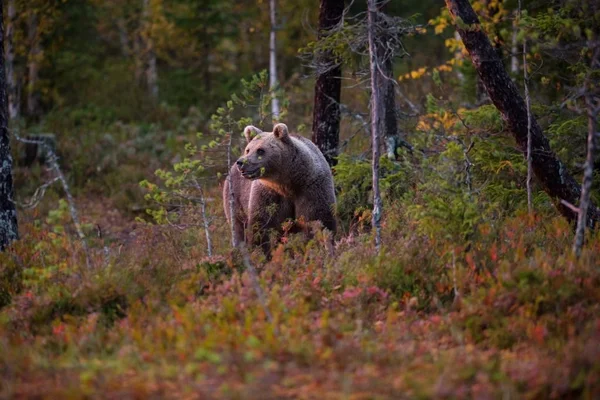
[445,0,600,227]
[0,4,19,250]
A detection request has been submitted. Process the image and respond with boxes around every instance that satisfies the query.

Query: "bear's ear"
[243,125,262,143]
[273,123,290,142]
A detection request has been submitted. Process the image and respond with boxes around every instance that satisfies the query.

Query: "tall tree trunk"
[454,31,465,84]
[574,94,599,256]
[311,0,344,166]
[373,1,399,160]
[269,0,280,120]
[573,45,600,256]
[26,13,41,118]
[5,0,19,120]
[510,15,519,74]
[367,0,382,250]
[382,46,399,160]
[0,4,19,250]
[445,0,600,227]
[142,0,158,100]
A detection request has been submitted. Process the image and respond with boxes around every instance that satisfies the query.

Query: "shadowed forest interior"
[0,0,599,398]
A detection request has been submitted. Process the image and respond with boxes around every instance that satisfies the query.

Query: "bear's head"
[236,123,291,180]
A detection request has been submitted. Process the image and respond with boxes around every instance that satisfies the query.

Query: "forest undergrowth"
[1,183,599,398]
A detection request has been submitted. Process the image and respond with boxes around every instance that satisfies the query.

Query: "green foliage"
[334,154,412,233]
[141,70,287,226]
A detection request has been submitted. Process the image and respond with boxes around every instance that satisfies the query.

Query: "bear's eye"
[245,148,250,154]
[256,148,265,156]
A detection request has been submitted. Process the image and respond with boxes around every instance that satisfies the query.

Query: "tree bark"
[142,0,158,100]
[445,0,600,227]
[574,94,599,255]
[368,0,382,250]
[269,0,280,121]
[382,45,399,159]
[26,13,41,118]
[510,15,519,74]
[5,0,19,120]
[573,42,600,256]
[0,4,19,250]
[311,0,344,166]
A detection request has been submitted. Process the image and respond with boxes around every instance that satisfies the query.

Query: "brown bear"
[223,123,336,254]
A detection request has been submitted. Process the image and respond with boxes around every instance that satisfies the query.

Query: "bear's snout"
[236,157,259,178]
[236,158,245,170]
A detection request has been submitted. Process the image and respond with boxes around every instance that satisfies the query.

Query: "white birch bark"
[5,0,19,120]
[142,0,158,100]
[367,0,382,251]
[510,16,519,74]
[573,94,599,257]
[269,0,280,121]
[454,31,465,84]
[573,41,600,257]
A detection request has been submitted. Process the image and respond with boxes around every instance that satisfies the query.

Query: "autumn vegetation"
[1,0,599,398]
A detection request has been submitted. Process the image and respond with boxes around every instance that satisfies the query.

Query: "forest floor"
[1,189,600,399]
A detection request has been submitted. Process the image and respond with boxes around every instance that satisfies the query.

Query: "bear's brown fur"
[223,123,336,254]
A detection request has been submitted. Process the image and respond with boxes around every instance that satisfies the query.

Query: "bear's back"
[289,134,331,177]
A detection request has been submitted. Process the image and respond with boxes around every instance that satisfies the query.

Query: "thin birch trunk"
[142,0,158,100]
[519,0,533,214]
[382,55,398,160]
[510,16,519,74]
[573,95,599,256]
[193,180,213,257]
[269,0,280,121]
[454,31,465,84]
[573,43,600,257]
[367,0,382,251]
[5,0,19,120]
[0,4,19,250]
[227,134,238,248]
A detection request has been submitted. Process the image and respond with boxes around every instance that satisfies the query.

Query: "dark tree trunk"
[0,4,19,250]
[445,0,600,227]
[311,0,344,167]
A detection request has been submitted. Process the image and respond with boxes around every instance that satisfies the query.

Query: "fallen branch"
[13,130,92,270]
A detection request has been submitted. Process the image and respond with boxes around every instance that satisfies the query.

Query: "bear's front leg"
[247,182,294,256]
